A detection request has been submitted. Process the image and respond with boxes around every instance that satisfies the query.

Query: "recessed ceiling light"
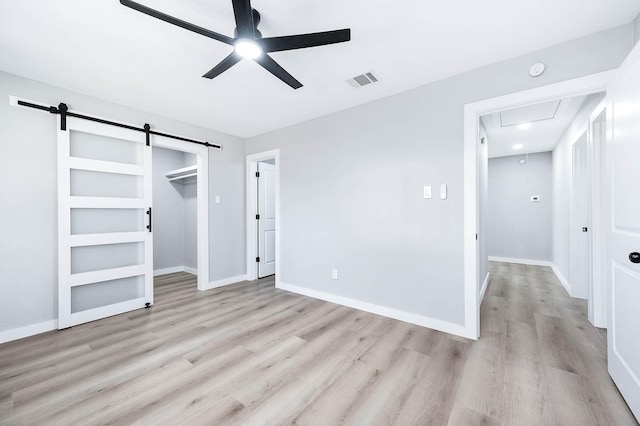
[518,123,532,130]
[234,39,263,59]
[513,143,524,150]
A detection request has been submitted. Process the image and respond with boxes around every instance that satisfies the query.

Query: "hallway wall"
[488,152,553,262]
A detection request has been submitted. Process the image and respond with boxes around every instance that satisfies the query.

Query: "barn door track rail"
[11,97,221,149]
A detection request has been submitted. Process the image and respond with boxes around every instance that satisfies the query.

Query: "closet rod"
[16,100,222,149]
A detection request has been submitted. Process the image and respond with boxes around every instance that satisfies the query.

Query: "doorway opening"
[478,91,607,331]
[246,149,280,283]
[152,136,209,291]
[463,71,613,339]
[152,146,198,289]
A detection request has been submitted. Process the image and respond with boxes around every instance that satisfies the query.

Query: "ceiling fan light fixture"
[234,39,262,59]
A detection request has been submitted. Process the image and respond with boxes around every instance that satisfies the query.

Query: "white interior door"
[258,162,276,278]
[607,42,640,421]
[58,117,153,329]
[571,133,592,300]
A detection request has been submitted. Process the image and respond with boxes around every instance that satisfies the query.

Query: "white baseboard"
[479,272,490,304]
[0,320,58,344]
[488,256,553,267]
[154,266,198,276]
[550,264,572,296]
[202,274,249,291]
[277,282,468,338]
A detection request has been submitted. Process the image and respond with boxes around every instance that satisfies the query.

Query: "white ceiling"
[0,0,638,138]
[482,95,591,158]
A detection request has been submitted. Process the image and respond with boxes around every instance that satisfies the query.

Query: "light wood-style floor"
[0,263,637,425]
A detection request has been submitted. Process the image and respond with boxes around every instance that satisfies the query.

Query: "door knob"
[582,227,588,232]
[630,252,640,264]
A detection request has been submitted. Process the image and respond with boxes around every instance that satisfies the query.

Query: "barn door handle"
[630,252,640,264]
[146,208,152,232]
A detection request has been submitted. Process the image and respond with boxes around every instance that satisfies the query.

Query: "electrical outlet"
[331,269,338,280]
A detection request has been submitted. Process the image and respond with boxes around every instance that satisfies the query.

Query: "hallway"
[479,262,636,424]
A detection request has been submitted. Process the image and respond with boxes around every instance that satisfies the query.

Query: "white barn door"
[57,117,153,329]
[607,42,640,420]
[258,162,276,278]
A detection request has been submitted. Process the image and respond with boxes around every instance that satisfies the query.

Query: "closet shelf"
[165,165,197,184]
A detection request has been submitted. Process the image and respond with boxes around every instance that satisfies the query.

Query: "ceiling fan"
[120,0,351,89]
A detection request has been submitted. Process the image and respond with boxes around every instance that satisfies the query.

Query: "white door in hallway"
[57,117,154,329]
[571,132,592,300]
[607,42,640,421]
[258,162,276,278]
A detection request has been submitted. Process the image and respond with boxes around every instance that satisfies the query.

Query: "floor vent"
[348,71,379,88]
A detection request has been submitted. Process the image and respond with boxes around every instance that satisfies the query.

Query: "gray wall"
[153,147,186,270]
[488,152,553,261]
[245,24,633,326]
[183,171,197,270]
[152,147,197,271]
[0,71,245,332]
[552,93,605,283]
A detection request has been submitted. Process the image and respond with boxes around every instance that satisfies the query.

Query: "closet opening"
[153,146,198,289]
[151,136,209,292]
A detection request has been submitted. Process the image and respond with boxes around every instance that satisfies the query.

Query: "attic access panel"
[500,99,561,127]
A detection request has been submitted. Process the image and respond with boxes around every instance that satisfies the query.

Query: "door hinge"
[256,171,260,177]
[256,214,260,220]
[476,233,478,241]
[256,257,260,262]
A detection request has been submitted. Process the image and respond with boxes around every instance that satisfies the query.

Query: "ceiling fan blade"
[120,0,233,45]
[255,54,302,89]
[202,53,242,79]
[260,29,351,53]
[231,0,255,38]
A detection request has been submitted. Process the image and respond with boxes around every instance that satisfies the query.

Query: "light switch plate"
[423,186,432,199]
[440,184,447,200]
[215,195,221,204]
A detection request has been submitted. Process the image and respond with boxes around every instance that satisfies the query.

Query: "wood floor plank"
[0,266,637,425]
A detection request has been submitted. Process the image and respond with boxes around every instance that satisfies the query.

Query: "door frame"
[246,149,280,283]
[152,136,209,291]
[463,70,614,339]
[588,99,608,328]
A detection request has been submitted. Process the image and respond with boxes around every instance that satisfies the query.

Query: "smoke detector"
[347,71,380,88]
[529,63,545,77]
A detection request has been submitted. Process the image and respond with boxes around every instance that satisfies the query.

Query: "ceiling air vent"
[348,71,379,88]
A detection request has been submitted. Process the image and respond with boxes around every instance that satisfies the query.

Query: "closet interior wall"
[152,146,197,275]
